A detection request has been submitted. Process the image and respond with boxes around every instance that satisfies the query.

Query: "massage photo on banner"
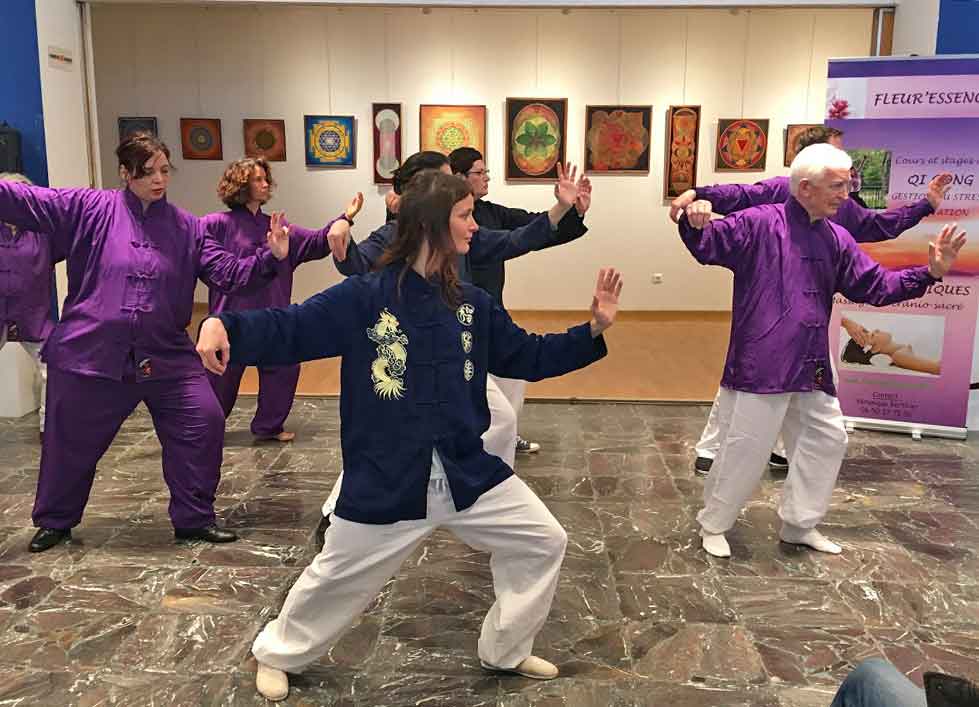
[837,311,944,378]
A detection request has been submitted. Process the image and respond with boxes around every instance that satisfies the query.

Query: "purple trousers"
[33,366,224,530]
[207,363,300,437]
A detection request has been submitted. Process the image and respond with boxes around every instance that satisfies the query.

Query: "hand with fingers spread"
[385,190,401,215]
[684,200,713,229]
[266,211,290,261]
[927,172,953,211]
[553,163,580,209]
[670,189,697,224]
[575,175,592,216]
[928,222,967,279]
[196,317,231,375]
[590,268,623,337]
[345,192,364,221]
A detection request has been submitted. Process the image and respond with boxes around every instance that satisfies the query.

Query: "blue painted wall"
[937,0,979,54]
[0,0,48,186]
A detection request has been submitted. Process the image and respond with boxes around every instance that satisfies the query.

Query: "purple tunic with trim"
[0,222,55,342]
[201,206,338,313]
[696,176,934,243]
[0,182,279,380]
[678,197,937,396]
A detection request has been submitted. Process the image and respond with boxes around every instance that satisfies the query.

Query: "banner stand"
[843,417,967,441]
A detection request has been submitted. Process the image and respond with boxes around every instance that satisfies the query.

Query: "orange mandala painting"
[419,105,486,156]
[585,105,651,173]
[716,118,769,171]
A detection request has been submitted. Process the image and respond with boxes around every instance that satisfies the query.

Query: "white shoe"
[256,661,289,701]
[700,530,731,558]
[481,655,559,680]
[780,527,841,554]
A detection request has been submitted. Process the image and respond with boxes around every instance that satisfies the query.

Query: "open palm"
[267,211,290,261]
[590,268,623,335]
[553,163,580,208]
[929,223,967,278]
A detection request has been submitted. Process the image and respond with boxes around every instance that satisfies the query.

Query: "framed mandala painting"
[662,105,701,199]
[419,105,486,156]
[505,97,567,182]
[180,118,223,160]
[243,119,286,161]
[715,118,769,172]
[584,105,651,174]
[304,115,356,167]
[118,116,158,142]
[372,103,402,185]
[784,123,822,167]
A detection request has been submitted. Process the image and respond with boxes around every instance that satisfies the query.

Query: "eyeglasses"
[467,169,490,177]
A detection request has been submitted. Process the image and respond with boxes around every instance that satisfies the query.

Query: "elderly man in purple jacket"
[671,126,951,476]
[678,143,965,559]
[0,172,54,438]
[202,157,361,443]
[0,133,290,553]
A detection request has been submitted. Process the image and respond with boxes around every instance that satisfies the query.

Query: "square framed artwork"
[584,105,652,174]
[715,118,769,172]
[784,123,822,167]
[304,115,356,167]
[118,116,158,142]
[419,105,486,156]
[663,105,701,199]
[180,118,223,160]
[372,103,402,185]
[243,119,287,161]
[505,97,567,182]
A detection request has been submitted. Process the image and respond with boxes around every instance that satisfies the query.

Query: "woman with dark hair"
[203,157,362,442]
[449,144,592,456]
[196,170,621,700]
[0,132,290,553]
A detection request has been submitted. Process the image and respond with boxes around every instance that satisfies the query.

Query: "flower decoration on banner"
[828,97,850,120]
[585,109,650,171]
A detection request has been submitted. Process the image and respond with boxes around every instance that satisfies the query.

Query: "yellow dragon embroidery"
[367,309,408,400]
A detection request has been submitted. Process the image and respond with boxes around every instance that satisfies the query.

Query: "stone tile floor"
[0,399,977,706]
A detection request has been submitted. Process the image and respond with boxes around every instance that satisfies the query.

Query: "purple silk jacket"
[0,182,279,380]
[679,197,937,396]
[0,222,55,342]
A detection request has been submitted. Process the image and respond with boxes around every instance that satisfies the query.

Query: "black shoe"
[29,527,71,553]
[173,524,237,543]
[769,453,789,471]
[694,456,713,475]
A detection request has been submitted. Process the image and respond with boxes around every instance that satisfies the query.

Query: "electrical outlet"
[651,273,664,284]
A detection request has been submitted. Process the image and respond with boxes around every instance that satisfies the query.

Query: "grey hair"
[789,144,852,196]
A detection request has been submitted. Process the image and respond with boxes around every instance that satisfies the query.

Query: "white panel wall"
[90,4,873,310]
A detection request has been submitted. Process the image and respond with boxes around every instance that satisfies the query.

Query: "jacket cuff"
[569,322,609,362]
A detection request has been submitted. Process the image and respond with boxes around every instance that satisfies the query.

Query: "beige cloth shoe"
[779,527,842,554]
[256,661,289,701]
[481,655,559,680]
[700,530,731,558]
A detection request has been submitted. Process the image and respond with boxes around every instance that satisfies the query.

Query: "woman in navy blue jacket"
[196,170,622,700]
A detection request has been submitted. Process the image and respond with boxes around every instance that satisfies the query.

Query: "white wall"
[892,0,939,56]
[90,4,873,310]
[35,0,93,311]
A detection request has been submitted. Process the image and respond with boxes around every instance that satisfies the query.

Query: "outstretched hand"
[927,172,953,210]
[670,189,697,223]
[196,318,231,375]
[590,268,623,337]
[266,211,290,261]
[327,219,352,262]
[575,175,592,215]
[345,192,364,221]
[928,222,967,279]
[554,163,580,209]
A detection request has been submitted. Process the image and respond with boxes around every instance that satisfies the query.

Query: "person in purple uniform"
[203,157,362,443]
[0,173,54,439]
[670,126,952,476]
[0,132,290,553]
[678,143,965,559]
